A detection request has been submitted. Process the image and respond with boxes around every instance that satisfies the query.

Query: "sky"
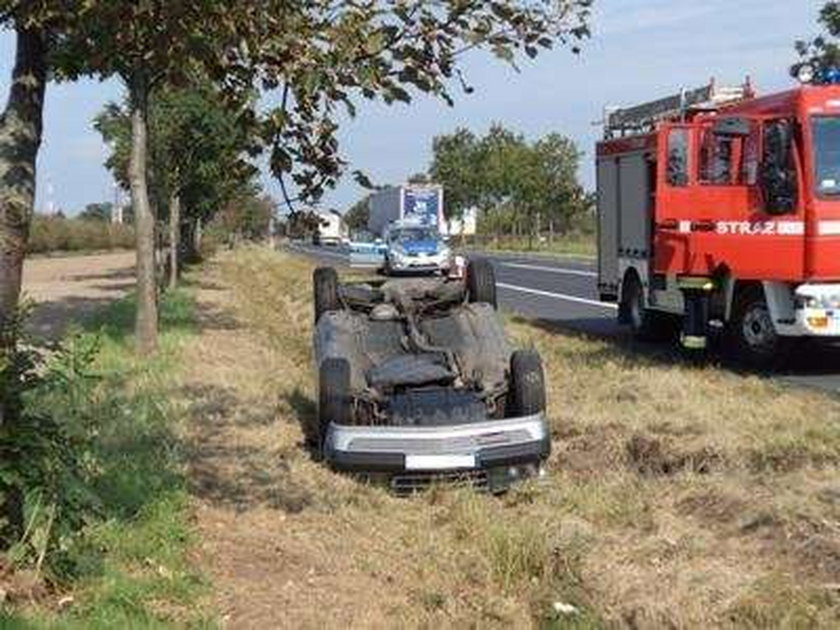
[0,0,826,216]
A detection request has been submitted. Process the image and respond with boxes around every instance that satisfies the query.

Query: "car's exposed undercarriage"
[315,277,512,427]
[312,260,549,491]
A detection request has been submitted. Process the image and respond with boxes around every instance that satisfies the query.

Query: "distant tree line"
[343,124,593,246]
[429,125,591,244]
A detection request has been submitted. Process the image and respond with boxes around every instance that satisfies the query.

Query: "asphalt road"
[286,241,840,394]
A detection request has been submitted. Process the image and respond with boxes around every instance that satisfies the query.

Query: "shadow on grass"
[516,315,688,367]
[65,268,135,283]
[282,386,321,462]
[183,382,315,514]
[521,314,840,384]
[27,295,119,341]
[80,289,196,343]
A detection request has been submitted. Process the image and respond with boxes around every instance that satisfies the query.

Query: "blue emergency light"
[822,66,840,84]
[797,63,840,85]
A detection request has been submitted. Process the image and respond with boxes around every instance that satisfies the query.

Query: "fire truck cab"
[597,77,840,364]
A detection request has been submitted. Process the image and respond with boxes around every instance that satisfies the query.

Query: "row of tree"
[429,125,591,242]
[343,125,592,244]
[0,0,592,357]
[93,80,265,288]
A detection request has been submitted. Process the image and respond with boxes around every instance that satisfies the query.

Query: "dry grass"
[182,246,840,628]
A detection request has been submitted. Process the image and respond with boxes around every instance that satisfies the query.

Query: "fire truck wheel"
[314,267,341,324]
[728,287,789,367]
[622,274,671,341]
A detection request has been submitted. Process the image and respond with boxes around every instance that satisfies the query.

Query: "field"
[5,246,840,627]
[184,248,840,627]
[27,216,134,256]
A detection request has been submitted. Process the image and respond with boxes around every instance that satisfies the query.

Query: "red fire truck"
[597,76,840,364]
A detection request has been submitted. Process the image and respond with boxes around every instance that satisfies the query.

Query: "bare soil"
[22,251,135,339]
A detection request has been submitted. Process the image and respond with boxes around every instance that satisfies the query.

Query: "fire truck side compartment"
[597,157,619,298]
[597,148,653,301]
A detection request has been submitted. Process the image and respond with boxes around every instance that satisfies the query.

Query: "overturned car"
[312,259,550,493]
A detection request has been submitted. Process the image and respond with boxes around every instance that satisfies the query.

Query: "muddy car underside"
[312,262,549,492]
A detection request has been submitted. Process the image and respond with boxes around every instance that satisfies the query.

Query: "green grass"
[461,234,596,258]
[1,288,209,628]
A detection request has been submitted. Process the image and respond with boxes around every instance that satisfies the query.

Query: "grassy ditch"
[1,289,210,628]
[189,246,840,627]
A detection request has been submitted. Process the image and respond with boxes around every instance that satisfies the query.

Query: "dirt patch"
[625,434,721,476]
[22,251,135,339]
[0,560,48,609]
[677,489,751,526]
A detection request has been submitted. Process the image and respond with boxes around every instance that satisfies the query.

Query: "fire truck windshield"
[813,116,840,196]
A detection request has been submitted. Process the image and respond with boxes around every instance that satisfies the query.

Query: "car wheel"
[727,286,788,368]
[467,258,497,308]
[508,350,546,416]
[318,358,351,449]
[313,267,340,324]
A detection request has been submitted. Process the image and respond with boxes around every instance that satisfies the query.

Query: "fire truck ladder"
[603,78,753,138]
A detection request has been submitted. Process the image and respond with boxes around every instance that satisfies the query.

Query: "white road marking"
[496,282,618,310]
[500,262,597,277]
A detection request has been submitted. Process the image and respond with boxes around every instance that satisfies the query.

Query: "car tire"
[313,267,340,324]
[508,350,546,416]
[467,258,497,308]
[318,357,351,449]
[727,286,789,369]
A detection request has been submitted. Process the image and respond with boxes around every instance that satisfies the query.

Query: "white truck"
[367,184,445,236]
[313,210,346,246]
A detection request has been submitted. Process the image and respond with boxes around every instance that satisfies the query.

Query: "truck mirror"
[713,117,750,137]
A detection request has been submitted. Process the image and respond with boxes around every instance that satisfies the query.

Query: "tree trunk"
[168,190,180,290]
[0,28,46,336]
[128,72,158,355]
[0,27,47,547]
[194,216,202,257]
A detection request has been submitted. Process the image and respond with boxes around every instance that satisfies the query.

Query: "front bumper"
[389,253,451,272]
[788,307,840,336]
[323,413,550,481]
